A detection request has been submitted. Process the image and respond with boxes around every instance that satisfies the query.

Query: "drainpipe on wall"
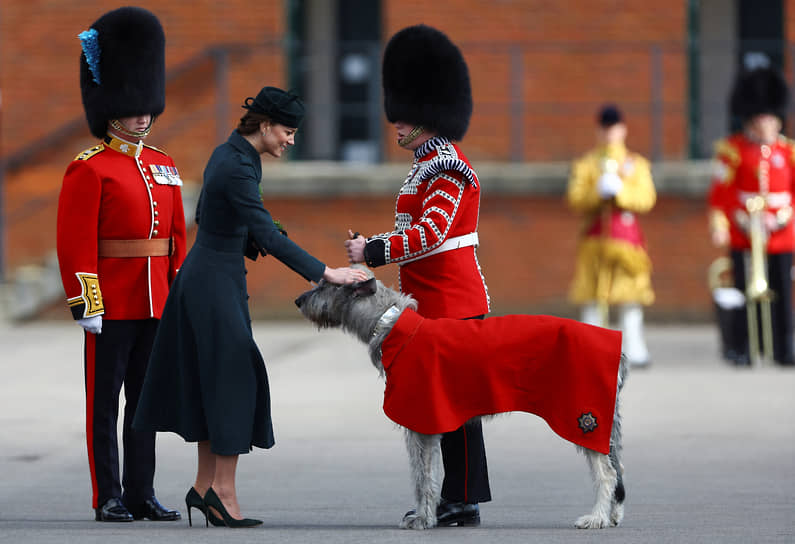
[687,0,702,159]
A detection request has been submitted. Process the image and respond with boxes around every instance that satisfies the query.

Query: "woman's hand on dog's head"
[323,266,369,285]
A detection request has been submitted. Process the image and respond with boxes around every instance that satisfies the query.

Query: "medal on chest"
[149,164,183,186]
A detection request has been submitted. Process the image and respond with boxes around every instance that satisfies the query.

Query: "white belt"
[738,191,792,208]
[400,233,479,265]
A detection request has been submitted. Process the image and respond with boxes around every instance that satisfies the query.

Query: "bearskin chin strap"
[398,125,425,147]
[109,118,153,139]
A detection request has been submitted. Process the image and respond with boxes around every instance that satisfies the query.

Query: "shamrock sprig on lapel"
[259,184,288,236]
[273,219,288,237]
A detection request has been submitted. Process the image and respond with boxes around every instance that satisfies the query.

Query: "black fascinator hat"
[242,87,305,128]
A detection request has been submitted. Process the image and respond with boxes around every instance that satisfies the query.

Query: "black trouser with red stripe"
[440,419,491,503]
[440,315,492,504]
[84,319,158,509]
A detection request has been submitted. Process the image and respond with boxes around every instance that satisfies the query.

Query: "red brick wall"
[786,0,795,81]
[4,1,794,165]
[0,0,688,167]
[382,0,689,161]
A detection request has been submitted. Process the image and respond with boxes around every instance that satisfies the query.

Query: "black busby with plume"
[729,67,790,125]
[382,24,472,141]
[78,6,166,139]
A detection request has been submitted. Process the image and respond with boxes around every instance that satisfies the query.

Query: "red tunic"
[366,137,489,319]
[708,133,795,254]
[380,309,623,454]
[57,136,187,320]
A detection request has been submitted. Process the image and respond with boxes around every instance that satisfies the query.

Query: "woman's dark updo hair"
[237,111,271,135]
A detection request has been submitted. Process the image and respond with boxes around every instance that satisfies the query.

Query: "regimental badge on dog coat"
[380,309,623,454]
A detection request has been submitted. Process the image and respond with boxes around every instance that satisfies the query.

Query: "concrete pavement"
[0,319,793,543]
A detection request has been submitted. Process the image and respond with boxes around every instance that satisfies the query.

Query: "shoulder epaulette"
[143,143,169,156]
[629,150,650,163]
[778,135,795,149]
[420,143,478,187]
[780,136,795,163]
[713,138,740,165]
[585,148,603,161]
[74,144,105,161]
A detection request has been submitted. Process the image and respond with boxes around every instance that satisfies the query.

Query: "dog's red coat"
[381,309,623,454]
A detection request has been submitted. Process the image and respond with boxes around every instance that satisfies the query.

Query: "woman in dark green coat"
[133,87,368,528]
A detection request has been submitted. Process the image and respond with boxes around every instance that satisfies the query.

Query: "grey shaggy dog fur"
[295,267,628,530]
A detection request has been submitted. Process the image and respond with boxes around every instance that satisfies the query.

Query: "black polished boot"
[725,349,751,366]
[95,497,134,522]
[404,499,481,527]
[125,496,181,521]
[436,499,481,527]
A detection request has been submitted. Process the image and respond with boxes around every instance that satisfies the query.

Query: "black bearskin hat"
[597,104,623,128]
[79,7,166,138]
[382,25,472,141]
[730,67,789,124]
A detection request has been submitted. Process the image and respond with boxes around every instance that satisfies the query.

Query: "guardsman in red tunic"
[56,7,185,522]
[708,67,795,366]
[345,25,490,527]
[567,105,656,368]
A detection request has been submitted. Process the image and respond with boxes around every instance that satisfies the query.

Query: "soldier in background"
[707,67,795,367]
[567,105,656,367]
[56,7,185,521]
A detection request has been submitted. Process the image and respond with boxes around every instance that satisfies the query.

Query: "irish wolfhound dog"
[295,272,628,530]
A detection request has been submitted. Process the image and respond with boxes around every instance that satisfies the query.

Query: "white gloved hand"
[597,172,623,198]
[77,315,103,334]
[713,287,746,310]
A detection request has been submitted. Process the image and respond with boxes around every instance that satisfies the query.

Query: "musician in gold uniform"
[707,68,795,366]
[567,105,656,367]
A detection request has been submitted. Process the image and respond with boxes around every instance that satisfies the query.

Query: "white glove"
[597,172,623,198]
[77,315,103,334]
[713,287,746,310]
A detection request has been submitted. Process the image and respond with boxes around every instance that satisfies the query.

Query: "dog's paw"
[610,503,624,526]
[575,514,611,529]
[400,512,435,530]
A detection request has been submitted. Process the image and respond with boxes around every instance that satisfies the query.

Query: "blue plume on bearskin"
[78,29,101,85]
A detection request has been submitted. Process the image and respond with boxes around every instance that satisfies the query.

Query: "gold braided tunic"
[567,143,656,306]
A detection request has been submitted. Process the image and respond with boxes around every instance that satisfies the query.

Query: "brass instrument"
[744,194,775,366]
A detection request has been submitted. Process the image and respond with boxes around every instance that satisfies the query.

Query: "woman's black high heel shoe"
[185,487,224,527]
[203,487,262,528]
[185,487,208,527]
